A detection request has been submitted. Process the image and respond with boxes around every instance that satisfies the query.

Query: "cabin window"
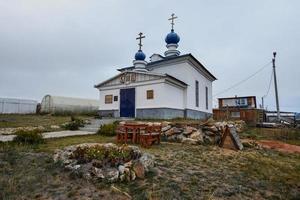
[105,95,113,104]
[231,111,240,118]
[205,86,208,110]
[113,96,118,101]
[195,81,199,107]
[146,90,154,99]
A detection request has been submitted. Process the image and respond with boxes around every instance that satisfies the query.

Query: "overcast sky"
[0,0,299,112]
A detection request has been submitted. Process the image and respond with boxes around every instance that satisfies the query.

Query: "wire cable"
[213,61,272,97]
[262,69,273,98]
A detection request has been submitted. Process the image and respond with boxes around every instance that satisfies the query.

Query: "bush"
[70,144,134,166]
[97,123,117,136]
[13,129,44,145]
[63,116,85,130]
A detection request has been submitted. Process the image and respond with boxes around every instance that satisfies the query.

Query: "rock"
[203,136,214,145]
[92,167,105,179]
[124,161,132,168]
[139,153,155,172]
[119,174,126,182]
[190,130,204,142]
[208,126,218,133]
[65,164,81,171]
[53,143,155,183]
[176,134,186,142]
[203,118,215,126]
[132,161,145,179]
[50,125,60,129]
[162,125,172,132]
[204,131,215,136]
[130,170,136,181]
[181,138,198,145]
[165,127,182,136]
[127,145,142,159]
[183,126,197,136]
[105,168,119,182]
[118,165,125,174]
[161,121,171,127]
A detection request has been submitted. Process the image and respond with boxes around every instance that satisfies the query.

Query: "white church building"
[95,15,217,119]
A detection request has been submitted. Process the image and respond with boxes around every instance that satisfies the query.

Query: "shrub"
[63,116,85,130]
[13,129,44,145]
[97,123,117,136]
[70,144,135,166]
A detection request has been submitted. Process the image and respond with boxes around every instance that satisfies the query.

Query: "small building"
[0,97,38,114]
[94,15,217,119]
[40,95,100,115]
[265,111,296,124]
[213,96,263,126]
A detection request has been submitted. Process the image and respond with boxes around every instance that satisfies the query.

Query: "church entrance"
[120,88,135,118]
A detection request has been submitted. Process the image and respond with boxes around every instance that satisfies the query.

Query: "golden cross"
[136,32,145,50]
[168,13,178,30]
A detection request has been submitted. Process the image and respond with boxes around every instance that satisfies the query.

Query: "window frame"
[146,90,154,100]
[205,86,208,110]
[195,80,199,107]
[105,95,113,104]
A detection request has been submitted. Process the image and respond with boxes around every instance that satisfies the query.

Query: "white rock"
[50,125,60,129]
[139,153,155,172]
[93,167,105,179]
[190,130,204,142]
[130,170,136,181]
[105,168,119,182]
[118,165,125,174]
[162,125,172,132]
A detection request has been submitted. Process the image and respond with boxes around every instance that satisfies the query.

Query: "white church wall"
[135,83,165,109]
[150,62,213,113]
[135,82,184,110]
[99,89,119,111]
[163,83,185,109]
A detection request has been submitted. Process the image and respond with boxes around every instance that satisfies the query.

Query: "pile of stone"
[53,143,155,183]
[160,119,246,145]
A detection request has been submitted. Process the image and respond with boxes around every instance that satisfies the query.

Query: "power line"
[213,61,272,97]
[262,69,273,98]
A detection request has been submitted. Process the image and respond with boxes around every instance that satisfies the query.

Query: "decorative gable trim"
[94,71,187,89]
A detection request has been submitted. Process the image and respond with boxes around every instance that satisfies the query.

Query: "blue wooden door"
[120,88,135,118]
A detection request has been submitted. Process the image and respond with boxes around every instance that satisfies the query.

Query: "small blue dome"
[165,29,180,44]
[135,50,146,60]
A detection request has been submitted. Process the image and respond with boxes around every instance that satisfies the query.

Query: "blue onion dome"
[165,29,180,44]
[135,50,146,60]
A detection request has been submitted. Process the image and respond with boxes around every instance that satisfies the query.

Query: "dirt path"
[243,139,300,154]
[257,140,300,154]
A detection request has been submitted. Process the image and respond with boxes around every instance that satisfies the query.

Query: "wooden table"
[123,123,148,144]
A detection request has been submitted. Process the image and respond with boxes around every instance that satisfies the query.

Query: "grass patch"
[97,123,118,136]
[1,134,300,199]
[241,127,300,141]
[62,116,85,130]
[13,129,44,145]
[0,114,91,129]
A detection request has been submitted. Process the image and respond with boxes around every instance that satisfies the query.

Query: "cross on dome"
[136,32,145,51]
[168,13,178,30]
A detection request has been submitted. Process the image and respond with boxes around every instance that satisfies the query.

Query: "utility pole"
[261,97,264,109]
[272,52,280,121]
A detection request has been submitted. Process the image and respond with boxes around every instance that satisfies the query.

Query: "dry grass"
[0,114,91,129]
[1,135,300,199]
[241,127,300,146]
